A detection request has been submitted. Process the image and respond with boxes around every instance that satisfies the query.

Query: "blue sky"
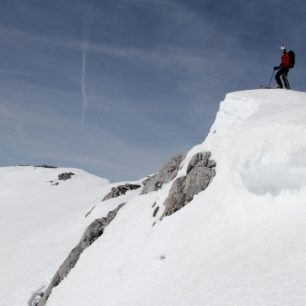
[1,0,306,182]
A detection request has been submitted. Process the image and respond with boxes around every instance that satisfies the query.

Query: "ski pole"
[268,69,275,88]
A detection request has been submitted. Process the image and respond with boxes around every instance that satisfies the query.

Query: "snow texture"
[0,166,141,306]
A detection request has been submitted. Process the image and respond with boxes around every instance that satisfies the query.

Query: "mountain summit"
[2,89,306,306]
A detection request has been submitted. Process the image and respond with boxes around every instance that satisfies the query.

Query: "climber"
[274,45,294,89]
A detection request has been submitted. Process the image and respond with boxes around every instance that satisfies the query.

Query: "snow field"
[3,89,306,305]
[48,89,306,306]
[0,166,141,306]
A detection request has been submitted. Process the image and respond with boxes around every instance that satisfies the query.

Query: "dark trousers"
[275,68,290,89]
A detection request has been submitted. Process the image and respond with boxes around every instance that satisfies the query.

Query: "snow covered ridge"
[44,90,306,306]
[214,89,306,196]
[3,89,306,306]
[0,166,142,306]
[36,204,126,306]
[36,151,216,305]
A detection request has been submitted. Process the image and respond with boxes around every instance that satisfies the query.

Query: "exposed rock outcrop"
[50,172,75,186]
[28,287,45,306]
[17,164,57,168]
[142,154,185,194]
[153,206,160,217]
[35,164,58,169]
[36,204,125,306]
[84,205,96,218]
[102,184,141,201]
[163,152,216,217]
[58,172,75,181]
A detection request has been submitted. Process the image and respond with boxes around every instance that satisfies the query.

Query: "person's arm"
[274,55,283,70]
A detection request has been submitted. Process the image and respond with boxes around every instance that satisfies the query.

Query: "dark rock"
[185,155,216,204]
[102,184,141,201]
[37,204,125,306]
[28,286,45,306]
[49,172,75,186]
[84,205,96,218]
[207,159,217,168]
[142,154,185,194]
[58,172,75,181]
[50,180,59,186]
[153,206,160,217]
[186,152,211,174]
[163,176,186,216]
[35,164,58,169]
[163,152,216,217]
[159,255,166,260]
[17,164,57,169]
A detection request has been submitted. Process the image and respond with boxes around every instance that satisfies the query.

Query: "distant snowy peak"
[3,164,109,185]
[0,165,113,306]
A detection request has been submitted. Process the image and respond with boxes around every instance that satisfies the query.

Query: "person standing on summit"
[274,45,291,89]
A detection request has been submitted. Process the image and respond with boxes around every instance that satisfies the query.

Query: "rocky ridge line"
[35,204,125,306]
[102,183,141,201]
[142,154,185,194]
[162,152,216,217]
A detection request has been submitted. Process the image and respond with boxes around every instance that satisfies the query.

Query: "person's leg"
[275,69,283,88]
[282,69,290,89]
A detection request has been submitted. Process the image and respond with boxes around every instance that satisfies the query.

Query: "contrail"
[81,19,88,139]
[80,3,119,140]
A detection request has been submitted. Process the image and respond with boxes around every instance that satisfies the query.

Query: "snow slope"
[45,89,306,306]
[0,166,141,306]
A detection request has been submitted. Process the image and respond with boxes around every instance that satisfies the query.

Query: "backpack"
[287,50,295,68]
